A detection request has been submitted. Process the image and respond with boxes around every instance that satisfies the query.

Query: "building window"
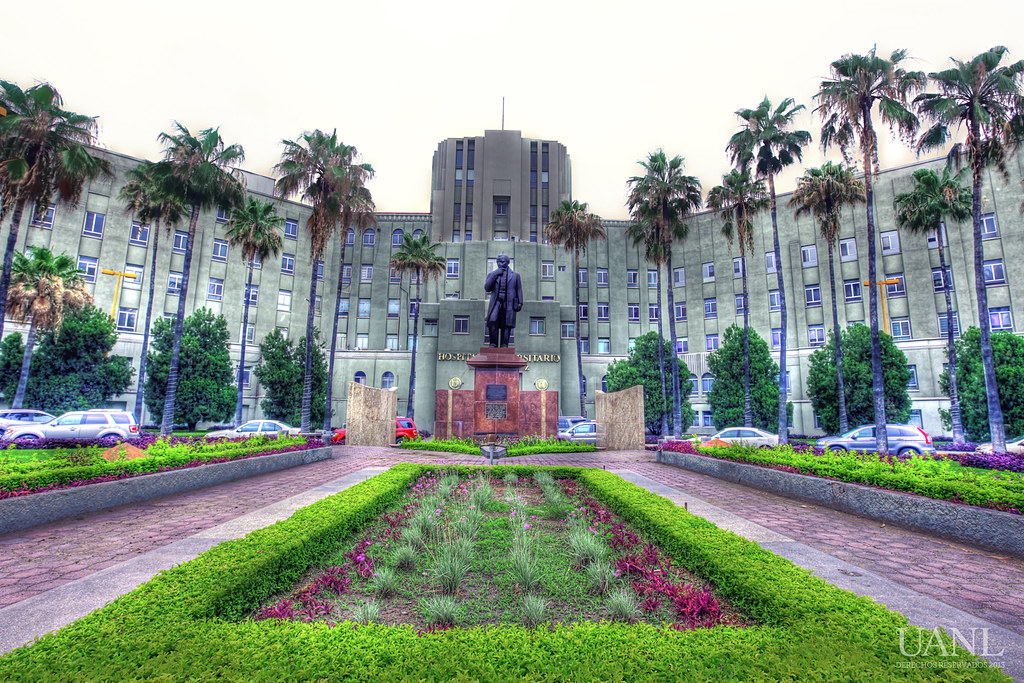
[409,300,420,317]
[277,289,291,311]
[423,319,438,336]
[938,313,961,338]
[338,298,349,316]
[733,258,745,278]
[844,280,862,301]
[704,298,717,319]
[885,273,906,297]
[703,411,713,427]
[342,264,352,283]
[30,204,56,228]
[207,278,224,301]
[597,337,610,354]
[238,365,252,388]
[983,259,1006,285]
[648,303,658,322]
[597,303,609,321]
[932,267,953,292]
[928,225,948,248]
[769,289,781,311]
[805,284,821,307]
[648,269,659,288]
[596,268,609,287]
[128,221,150,247]
[981,213,998,239]
[362,230,375,248]
[284,219,298,239]
[170,231,187,253]
[628,338,637,351]
[310,261,321,280]
[385,334,398,350]
[627,270,638,288]
[208,239,228,263]
[990,306,1013,331]
[123,264,143,289]
[771,328,782,348]
[674,301,686,321]
[313,296,322,316]
[701,373,714,393]
[891,318,911,341]
[453,316,469,334]
[765,251,777,273]
[579,338,590,354]
[801,244,817,267]
[381,371,395,388]
[839,238,857,261]
[83,211,105,238]
[688,374,698,395]
[628,304,640,322]
[355,335,368,350]
[243,285,258,305]
[809,325,825,346]
[388,299,400,317]
[578,268,588,287]
[702,262,714,281]
[735,294,745,314]
[530,318,546,335]
[676,338,688,353]
[446,259,459,279]
[880,230,901,255]
[360,264,373,282]
[908,365,919,391]
[116,307,137,332]
[706,334,719,351]
[167,271,182,294]
[908,409,923,428]
[389,266,402,283]
[579,303,589,321]
[391,229,404,248]
[345,230,355,247]
[784,370,792,395]
[358,298,371,318]
[561,322,575,338]
[541,261,554,279]
[281,253,295,274]
[691,406,700,425]
[242,324,255,344]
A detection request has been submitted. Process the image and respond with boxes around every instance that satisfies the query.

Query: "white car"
[702,427,779,448]
[0,409,55,430]
[204,420,300,440]
[975,436,1024,454]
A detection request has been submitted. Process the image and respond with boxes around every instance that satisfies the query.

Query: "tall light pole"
[101,268,138,319]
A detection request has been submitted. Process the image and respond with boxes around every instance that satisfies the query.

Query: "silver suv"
[3,409,140,441]
[815,424,936,456]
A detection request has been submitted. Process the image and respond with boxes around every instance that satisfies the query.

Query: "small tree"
[706,325,782,431]
[253,328,328,428]
[0,333,25,400]
[144,308,235,430]
[940,327,1024,443]
[605,331,693,435]
[807,325,911,435]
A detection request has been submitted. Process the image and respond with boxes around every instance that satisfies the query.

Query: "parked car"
[815,425,936,456]
[558,415,587,431]
[204,420,300,440]
[975,436,1024,454]
[0,409,55,430]
[701,427,779,448]
[556,420,599,444]
[332,417,418,445]
[4,409,139,441]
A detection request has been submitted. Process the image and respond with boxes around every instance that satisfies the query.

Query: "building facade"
[6,130,1024,435]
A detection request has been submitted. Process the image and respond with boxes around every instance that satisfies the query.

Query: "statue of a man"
[484,254,523,348]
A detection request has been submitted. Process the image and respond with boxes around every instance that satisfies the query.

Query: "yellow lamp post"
[864,278,901,334]
[100,268,138,319]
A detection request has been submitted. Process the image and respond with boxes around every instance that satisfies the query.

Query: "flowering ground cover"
[256,470,746,631]
[399,435,596,456]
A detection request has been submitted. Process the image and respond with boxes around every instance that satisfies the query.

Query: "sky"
[4,0,1024,219]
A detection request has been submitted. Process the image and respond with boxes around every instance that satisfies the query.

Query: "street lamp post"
[864,278,901,334]
[100,268,138,319]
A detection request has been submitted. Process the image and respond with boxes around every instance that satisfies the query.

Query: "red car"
[332,417,418,445]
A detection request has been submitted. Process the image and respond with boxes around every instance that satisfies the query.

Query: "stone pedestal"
[596,385,645,450]
[346,382,397,446]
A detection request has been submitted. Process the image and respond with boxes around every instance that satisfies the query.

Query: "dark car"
[332,417,418,445]
[816,424,936,456]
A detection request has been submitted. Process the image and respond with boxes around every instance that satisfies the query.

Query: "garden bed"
[0,464,1005,681]
[400,435,596,457]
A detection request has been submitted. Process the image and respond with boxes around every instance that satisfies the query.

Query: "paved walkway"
[0,446,1021,677]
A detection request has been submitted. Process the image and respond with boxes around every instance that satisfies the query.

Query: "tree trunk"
[574,251,586,417]
[970,141,1005,451]
[11,320,36,409]
[862,107,888,454]
[937,238,962,444]
[0,201,27,341]
[655,268,668,437]
[663,239,683,438]
[323,242,348,430]
[768,174,788,444]
[160,208,200,437]
[742,265,751,428]
[234,263,254,427]
[828,242,848,434]
[300,258,319,432]
[405,271,422,420]
[133,222,161,425]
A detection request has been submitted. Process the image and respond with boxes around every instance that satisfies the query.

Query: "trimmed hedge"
[0,464,1007,681]
[401,437,596,457]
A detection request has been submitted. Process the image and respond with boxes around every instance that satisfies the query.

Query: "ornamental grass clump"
[393,544,417,570]
[420,594,459,626]
[432,543,472,594]
[503,472,519,487]
[401,525,426,550]
[521,594,548,628]
[371,567,398,597]
[455,507,484,539]
[607,587,641,623]
[586,561,616,595]
[353,601,380,625]
[509,546,541,592]
[567,526,608,567]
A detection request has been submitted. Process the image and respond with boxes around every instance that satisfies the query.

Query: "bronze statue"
[484,254,523,347]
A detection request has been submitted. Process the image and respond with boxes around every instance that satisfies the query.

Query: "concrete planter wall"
[0,446,334,535]
[657,449,1024,560]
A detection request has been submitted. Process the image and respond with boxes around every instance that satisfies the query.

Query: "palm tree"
[626,219,670,436]
[627,152,703,438]
[914,46,1024,452]
[707,169,769,428]
[544,199,606,417]
[790,162,865,434]
[275,129,365,432]
[225,197,284,426]
[815,48,925,452]
[118,161,187,424]
[893,168,972,443]
[0,80,111,341]
[5,246,91,407]
[324,159,374,432]
[390,233,445,420]
[153,123,245,437]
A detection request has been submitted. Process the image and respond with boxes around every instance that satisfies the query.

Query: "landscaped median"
[0,463,1007,681]
[399,435,597,457]
[0,435,330,534]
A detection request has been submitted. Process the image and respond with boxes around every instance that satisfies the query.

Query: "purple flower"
[524,524,531,529]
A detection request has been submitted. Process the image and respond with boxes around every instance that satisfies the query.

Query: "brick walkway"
[1,446,1021,637]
